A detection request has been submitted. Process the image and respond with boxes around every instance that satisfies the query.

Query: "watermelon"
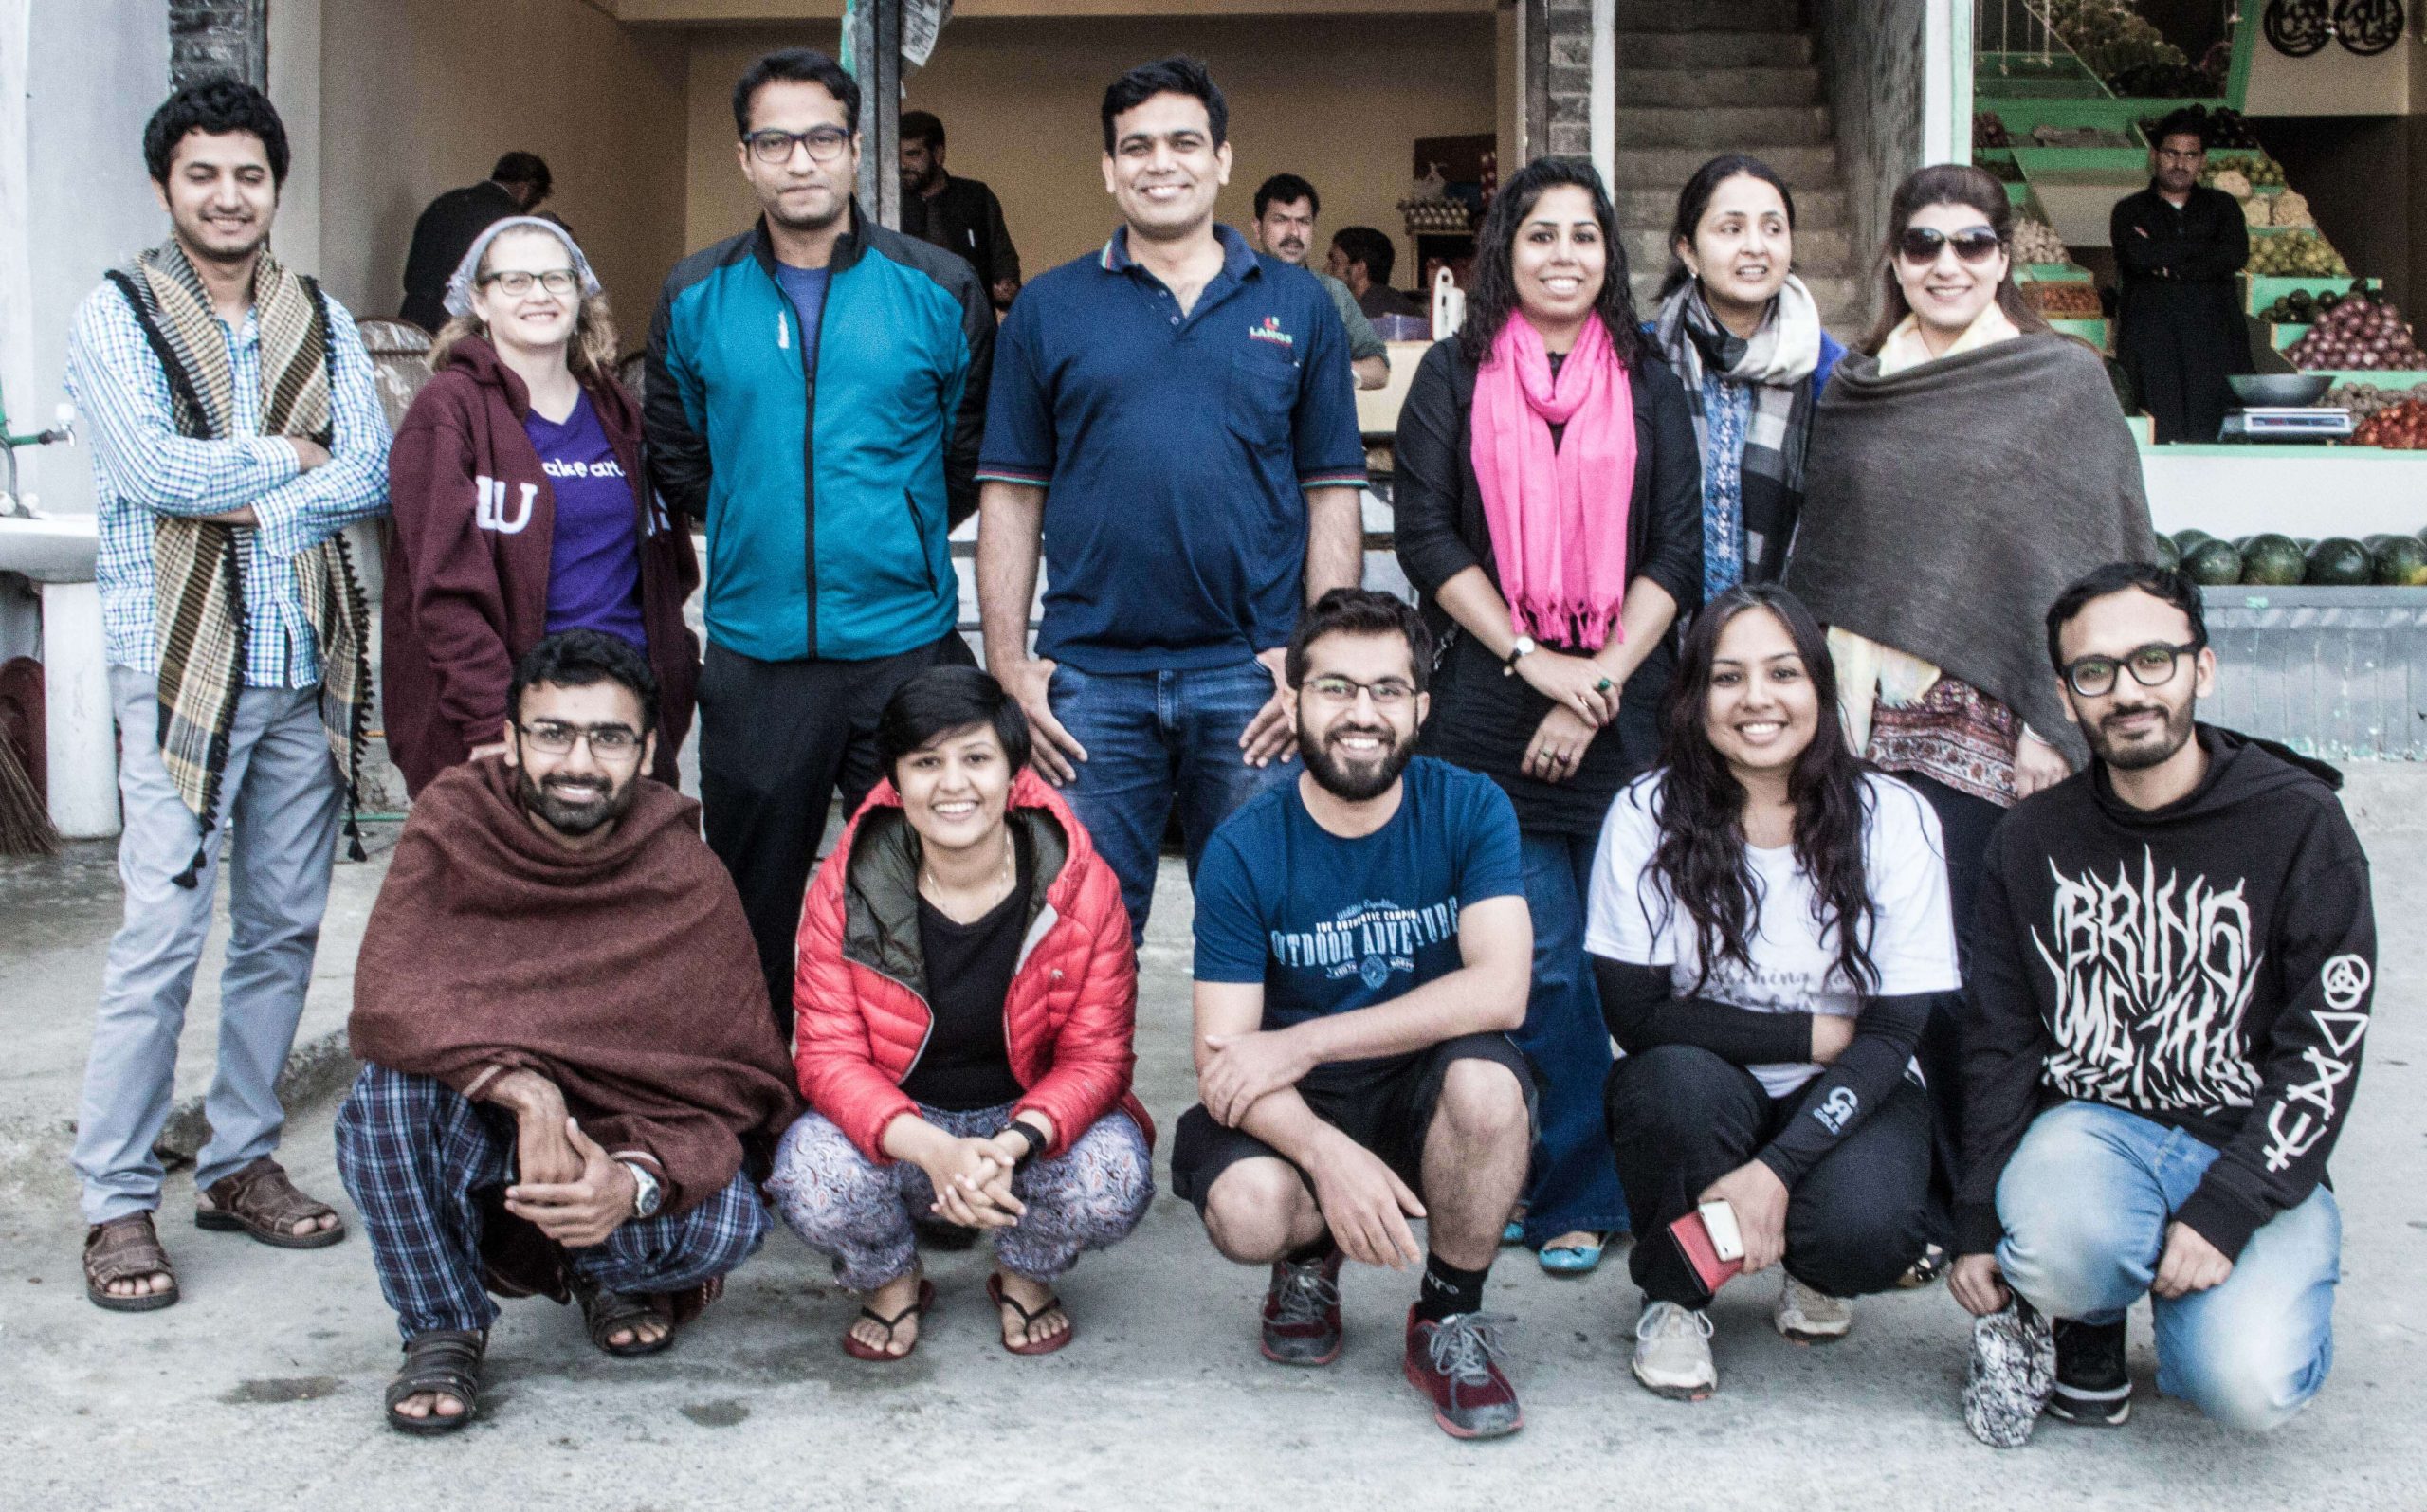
[2182,538,2244,587]
[2371,535,2427,586]
[2173,528,2214,553]
[2154,533,2181,572]
[2239,534,2306,586]
[2305,537,2374,586]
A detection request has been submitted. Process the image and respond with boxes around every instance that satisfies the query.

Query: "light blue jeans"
[1996,1100,2341,1433]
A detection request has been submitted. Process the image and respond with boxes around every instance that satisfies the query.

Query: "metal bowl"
[2229,373,2333,407]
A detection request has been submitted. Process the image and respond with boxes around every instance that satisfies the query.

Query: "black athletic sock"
[1286,1235,1339,1267]
[1415,1253,1490,1324]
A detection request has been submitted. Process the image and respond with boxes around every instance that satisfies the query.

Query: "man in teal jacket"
[645,46,995,1028]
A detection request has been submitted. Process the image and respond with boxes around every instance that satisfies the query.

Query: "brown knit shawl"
[349,759,798,1210]
[1783,335,2156,768]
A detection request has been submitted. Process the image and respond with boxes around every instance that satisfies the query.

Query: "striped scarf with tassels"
[106,242,370,885]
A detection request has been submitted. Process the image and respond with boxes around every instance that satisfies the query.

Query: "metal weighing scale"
[2219,407,2355,442]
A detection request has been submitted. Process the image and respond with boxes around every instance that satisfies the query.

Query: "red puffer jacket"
[793,769,1155,1163]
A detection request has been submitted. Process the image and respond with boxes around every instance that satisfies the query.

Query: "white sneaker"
[1775,1276,1853,1342]
[1632,1301,1717,1400]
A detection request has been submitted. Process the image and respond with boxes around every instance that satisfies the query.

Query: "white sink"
[0,512,99,582]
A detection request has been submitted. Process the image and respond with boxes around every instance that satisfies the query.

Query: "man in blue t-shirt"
[1176,589,1536,1441]
[974,56,1368,942]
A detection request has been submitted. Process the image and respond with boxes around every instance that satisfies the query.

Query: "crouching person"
[1174,589,1536,1440]
[769,667,1155,1360]
[337,630,799,1434]
[1953,564,2374,1441]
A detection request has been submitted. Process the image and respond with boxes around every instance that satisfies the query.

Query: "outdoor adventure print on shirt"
[1268,895,1465,991]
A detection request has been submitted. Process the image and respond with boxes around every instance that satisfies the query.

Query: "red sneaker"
[1260,1250,1344,1366]
[1403,1307,1523,1439]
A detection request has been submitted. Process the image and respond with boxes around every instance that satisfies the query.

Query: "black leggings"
[1605,1044,1937,1307]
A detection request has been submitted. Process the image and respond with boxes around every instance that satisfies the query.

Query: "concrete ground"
[4,774,2425,1512]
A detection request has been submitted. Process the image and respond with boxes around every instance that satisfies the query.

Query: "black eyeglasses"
[1299,675,1417,707]
[745,127,852,165]
[478,269,578,297]
[515,720,643,757]
[1897,226,2004,264]
[2061,641,2201,699]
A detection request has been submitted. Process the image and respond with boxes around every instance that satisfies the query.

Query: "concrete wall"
[319,0,688,335]
[684,15,1498,273]
[1810,0,1925,337]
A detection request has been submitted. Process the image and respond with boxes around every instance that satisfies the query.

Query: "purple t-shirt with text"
[527,390,646,647]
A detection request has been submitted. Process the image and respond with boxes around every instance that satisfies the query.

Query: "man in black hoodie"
[1950,563,2373,1437]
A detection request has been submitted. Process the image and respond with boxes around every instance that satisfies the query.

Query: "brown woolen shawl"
[349,758,799,1211]
[1782,335,2156,769]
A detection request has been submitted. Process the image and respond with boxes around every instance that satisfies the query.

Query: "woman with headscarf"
[383,216,699,794]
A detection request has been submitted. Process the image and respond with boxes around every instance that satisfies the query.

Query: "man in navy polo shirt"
[975,55,1367,938]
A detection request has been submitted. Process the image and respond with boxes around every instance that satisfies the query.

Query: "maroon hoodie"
[383,336,699,794]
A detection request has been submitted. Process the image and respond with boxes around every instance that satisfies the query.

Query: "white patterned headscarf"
[443,215,603,319]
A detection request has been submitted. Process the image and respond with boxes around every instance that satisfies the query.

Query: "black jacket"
[1392,333,1703,831]
[1957,725,2376,1261]
[400,180,521,333]
[902,175,1021,295]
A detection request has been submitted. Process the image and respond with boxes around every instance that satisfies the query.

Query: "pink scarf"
[1469,314,1636,649]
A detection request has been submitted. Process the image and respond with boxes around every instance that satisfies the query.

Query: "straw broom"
[0,724,57,855]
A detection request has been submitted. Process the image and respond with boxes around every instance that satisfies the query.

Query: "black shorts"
[1169,1032,1538,1213]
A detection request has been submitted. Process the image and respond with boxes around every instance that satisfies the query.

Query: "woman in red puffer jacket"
[768,666,1155,1364]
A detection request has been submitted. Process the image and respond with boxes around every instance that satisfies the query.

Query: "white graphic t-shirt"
[1584,771,1962,1097]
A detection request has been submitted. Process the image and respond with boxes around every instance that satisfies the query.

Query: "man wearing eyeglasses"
[1175,588,1537,1440]
[645,47,995,1029]
[338,630,797,1435]
[1950,563,2373,1442]
[2110,109,2253,444]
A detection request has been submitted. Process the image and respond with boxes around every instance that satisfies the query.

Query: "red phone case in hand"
[1668,1210,1746,1298]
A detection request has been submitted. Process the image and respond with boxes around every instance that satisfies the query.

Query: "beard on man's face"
[2082,688,2198,772]
[1297,711,1415,802]
[515,762,637,836]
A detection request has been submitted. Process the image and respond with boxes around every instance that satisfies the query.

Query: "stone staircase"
[1611,0,1868,337]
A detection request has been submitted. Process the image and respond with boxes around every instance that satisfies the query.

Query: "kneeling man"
[1954,564,2374,1439]
[1175,588,1535,1439]
[337,630,798,1434]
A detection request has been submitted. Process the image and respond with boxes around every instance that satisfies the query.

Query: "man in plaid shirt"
[67,81,388,1313]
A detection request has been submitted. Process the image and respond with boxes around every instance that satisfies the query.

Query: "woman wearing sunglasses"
[1781,164,2155,1279]
[384,217,699,795]
[1650,155,1846,597]
[1393,157,1705,1275]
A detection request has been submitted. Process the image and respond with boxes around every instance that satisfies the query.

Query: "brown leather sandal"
[84,1213,180,1312]
[195,1157,347,1249]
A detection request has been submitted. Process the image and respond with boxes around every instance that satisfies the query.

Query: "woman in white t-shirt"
[1584,583,1960,1402]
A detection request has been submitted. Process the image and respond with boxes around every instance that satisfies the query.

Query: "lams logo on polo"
[1249,314,1294,348]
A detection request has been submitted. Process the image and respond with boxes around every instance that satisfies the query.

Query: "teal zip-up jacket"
[644,209,993,663]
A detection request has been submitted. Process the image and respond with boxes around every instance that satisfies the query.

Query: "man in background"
[1251,173,1388,391]
[400,152,553,331]
[900,110,1022,312]
[1328,225,1421,321]
[2110,110,2251,444]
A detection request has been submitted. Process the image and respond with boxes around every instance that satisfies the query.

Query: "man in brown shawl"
[336,631,797,1435]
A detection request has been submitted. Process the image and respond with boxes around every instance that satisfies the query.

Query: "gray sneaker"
[1775,1275,1853,1342]
[1964,1297,2056,1448]
[1632,1301,1717,1400]
[1260,1250,1344,1366]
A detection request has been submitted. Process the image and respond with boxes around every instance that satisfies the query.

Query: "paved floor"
[5,774,2425,1511]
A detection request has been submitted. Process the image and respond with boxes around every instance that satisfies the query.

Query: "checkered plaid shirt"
[64,279,391,687]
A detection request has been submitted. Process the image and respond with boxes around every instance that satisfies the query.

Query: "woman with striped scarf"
[1650,155,1845,598]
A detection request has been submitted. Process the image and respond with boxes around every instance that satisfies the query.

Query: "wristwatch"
[999,1120,1049,1172]
[622,1160,662,1219]
[1503,635,1538,676]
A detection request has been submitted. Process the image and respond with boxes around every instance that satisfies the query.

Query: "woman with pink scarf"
[1393,157,1704,1274]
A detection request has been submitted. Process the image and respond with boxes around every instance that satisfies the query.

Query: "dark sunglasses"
[1897,226,2004,264]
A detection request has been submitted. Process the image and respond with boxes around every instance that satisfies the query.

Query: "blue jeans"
[1511,829,1629,1245]
[1996,1101,2341,1433]
[1047,659,1295,939]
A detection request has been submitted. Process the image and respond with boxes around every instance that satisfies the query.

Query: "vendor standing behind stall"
[2110,110,2251,444]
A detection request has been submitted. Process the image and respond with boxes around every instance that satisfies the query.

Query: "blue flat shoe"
[1537,1237,1607,1275]
[1501,1220,1526,1247]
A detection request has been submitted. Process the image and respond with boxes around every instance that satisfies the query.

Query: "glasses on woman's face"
[2061,641,2201,699]
[746,127,852,165]
[480,269,578,298]
[515,720,643,757]
[1896,226,2002,265]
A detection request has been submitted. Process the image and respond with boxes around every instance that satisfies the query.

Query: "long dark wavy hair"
[1859,163,2052,355]
[1458,156,1641,369]
[1656,153,1798,302]
[1647,584,1881,994]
